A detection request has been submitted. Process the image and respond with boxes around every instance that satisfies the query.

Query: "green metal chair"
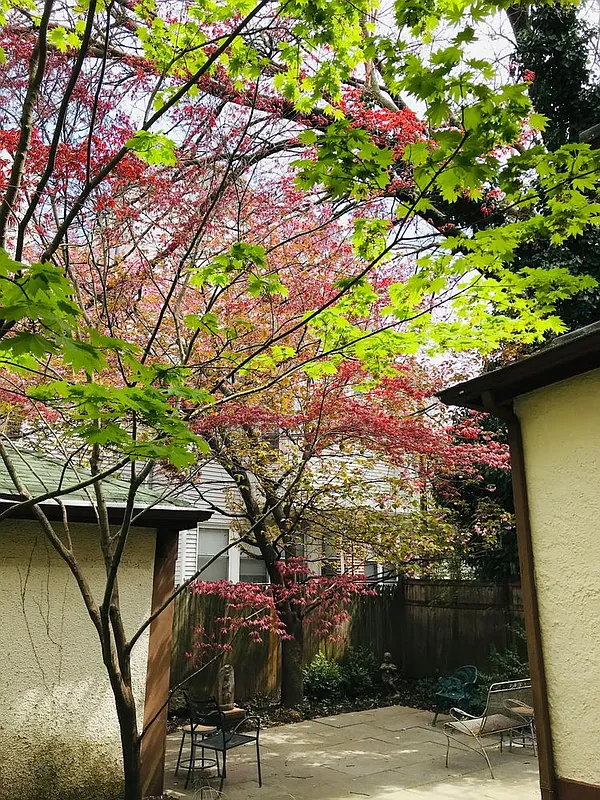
[432,665,478,726]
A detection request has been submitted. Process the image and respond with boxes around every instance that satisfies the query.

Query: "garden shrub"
[303,651,343,701]
[470,638,529,714]
[404,677,439,710]
[339,646,379,699]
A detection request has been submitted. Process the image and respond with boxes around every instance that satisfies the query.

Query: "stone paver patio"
[164,705,540,800]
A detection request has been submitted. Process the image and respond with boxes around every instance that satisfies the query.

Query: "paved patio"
[164,705,540,800]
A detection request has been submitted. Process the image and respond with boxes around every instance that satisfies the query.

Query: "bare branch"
[0,0,54,246]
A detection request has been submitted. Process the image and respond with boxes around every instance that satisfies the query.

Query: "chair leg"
[432,711,439,727]
[185,732,195,790]
[445,735,451,769]
[219,750,227,793]
[476,737,494,779]
[175,730,186,776]
[256,740,262,787]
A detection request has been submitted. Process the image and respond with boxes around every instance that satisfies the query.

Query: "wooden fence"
[170,580,524,701]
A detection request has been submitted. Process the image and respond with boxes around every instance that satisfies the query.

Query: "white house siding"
[0,521,155,800]
[175,527,198,585]
[174,461,241,584]
[168,461,238,519]
[175,454,411,584]
[307,451,413,512]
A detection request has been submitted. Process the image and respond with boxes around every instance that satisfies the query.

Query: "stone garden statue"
[380,652,400,698]
[217,664,235,710]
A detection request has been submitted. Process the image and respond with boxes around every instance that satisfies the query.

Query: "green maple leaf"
[125,131,177,166]
[48,26,70,52]
[529,113,549,132]
[60,337,108,375]
[0,332,56,358]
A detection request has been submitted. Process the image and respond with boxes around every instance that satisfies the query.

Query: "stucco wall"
[0,520,156,800]
[515,369,600,785]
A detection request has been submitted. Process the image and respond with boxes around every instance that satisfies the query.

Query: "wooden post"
[140,529,179,798]
[507,416,556,800]
[479,390,556,799]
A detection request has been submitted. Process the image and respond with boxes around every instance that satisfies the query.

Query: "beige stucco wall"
[515,368,600,785]
[0,520,156,800]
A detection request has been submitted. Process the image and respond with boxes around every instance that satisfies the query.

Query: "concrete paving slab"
[299,736,447,778]
[164,705,541,800]
[315,711,386,728]
[315,707,431,729]
[269,722,405,751]
[369,724,448,747]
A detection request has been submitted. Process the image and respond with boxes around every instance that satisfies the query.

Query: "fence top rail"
[402,579,522,588]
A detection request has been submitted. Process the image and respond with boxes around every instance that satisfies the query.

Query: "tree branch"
[15,0,100,260]
[40,0,272,264]
[0,0,54,247]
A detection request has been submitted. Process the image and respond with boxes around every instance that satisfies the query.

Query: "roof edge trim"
[437,325,600,411]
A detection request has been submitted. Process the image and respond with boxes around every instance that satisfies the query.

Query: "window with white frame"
[322,537,341,576]
[365,561,379,583]
[239,546,269,583]
[197,527,230,581]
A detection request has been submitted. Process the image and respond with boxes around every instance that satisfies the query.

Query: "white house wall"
[174,460,240,584]
[0,521,155,800]
[178,461,239,518]
[515,369,600,786]
[303,450,412,511]
[175,527,199,585]
[175,454,412,584]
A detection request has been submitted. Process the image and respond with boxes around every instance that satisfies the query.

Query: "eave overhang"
[0,496,212,531]
[437,321,600,411]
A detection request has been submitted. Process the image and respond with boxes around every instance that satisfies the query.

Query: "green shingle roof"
[0,449,211,530]
[0,449,187,506]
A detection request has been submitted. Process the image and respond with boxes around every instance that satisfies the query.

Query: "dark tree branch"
[0,0,54,246]
[15,0,100,260]
[40,0,272,264]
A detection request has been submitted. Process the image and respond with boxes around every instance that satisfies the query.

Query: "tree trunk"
[280,615,304,707]
[114,681,143,800]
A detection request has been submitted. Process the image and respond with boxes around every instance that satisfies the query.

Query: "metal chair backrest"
[437,665,478,698]
[484,679,532,721]
[184,693,223,729]
[452,665,478,690]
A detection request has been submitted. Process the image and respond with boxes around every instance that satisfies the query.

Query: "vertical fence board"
[170,580,524,701]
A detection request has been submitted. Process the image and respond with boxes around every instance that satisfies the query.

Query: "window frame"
[196,524,230,582]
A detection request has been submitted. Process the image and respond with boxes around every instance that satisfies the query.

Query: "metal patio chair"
[432,665,478,726]
[174,694,221,789]
[443,678,534,778]
[196,714,262,793]
[504,696,537,755]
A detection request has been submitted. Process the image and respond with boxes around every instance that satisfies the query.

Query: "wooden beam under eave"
[507,416,556,800]
[556,778,600,799]
[140,528,179,797]
[477,391,556,799]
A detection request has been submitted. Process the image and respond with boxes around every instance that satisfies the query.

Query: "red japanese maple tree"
[0,0,594,798]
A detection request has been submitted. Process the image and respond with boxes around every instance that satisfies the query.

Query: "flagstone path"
[164,705,540,800]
